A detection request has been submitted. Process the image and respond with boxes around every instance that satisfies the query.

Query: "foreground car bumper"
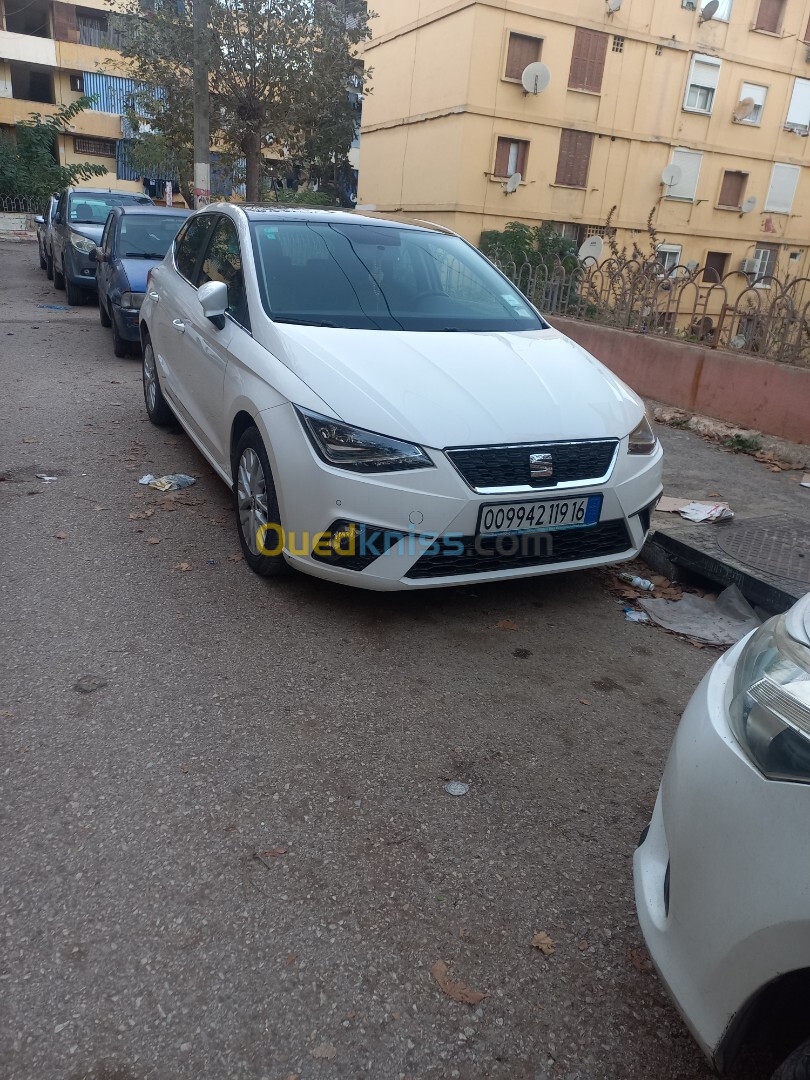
[65,250,98,288]
[112,302,142,341]
[258,404,663,591]
[634,639,810,1069]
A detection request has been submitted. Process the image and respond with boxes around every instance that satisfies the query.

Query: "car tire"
[99,297,111,327]
[773,1039,810,1080]
[45,252,53,280]
[142,337,173,426]
[232,427,287,578]
[65,276,85,307]
[38,246,46,270]
[111,313,129,358]
[53,258,65,290]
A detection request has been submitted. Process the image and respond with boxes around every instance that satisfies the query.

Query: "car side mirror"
[90,247,104,263]
[34,215,45,225]
[54,213,62,224]
[198,279,228,329]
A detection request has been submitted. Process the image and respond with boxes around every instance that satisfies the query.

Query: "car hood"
[118,258,159,292]
[273,325,644,448]
[69,224,104,242]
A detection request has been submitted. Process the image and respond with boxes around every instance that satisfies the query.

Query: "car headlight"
[120,292,145,310]
[729,613,810,783]
[296,407,434,473]
[627,415,657,455]
[70,231,96,254]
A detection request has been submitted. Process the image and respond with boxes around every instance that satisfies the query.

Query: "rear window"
[118,214,188,258]
[249,220,545,332]
[69,192,151,224]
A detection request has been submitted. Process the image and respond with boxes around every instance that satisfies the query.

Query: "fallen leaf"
[227,553,244,562]
[260,847,288,858]
[431,960,488,1005]
[73,674,108,694]
[53,531,67,540]
[310,1043,337,1061]
[145,537,161,545]
[174,562,193,572]
[579,698,592,706]
[531,932,555,956]
[285,953,296,966]
[494,619,518,632]
[22,437,37,444]
[129,509,155,520]
[630,947,652,973]
[92,505,108,511]
[578,940,589,951]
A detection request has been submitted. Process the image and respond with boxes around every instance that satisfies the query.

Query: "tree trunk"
[243,128,262,202]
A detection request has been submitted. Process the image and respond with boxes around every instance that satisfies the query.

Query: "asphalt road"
[0,240,764,1080]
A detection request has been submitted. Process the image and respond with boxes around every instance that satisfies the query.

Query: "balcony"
[3,0,52,37]
[0,30,58,66]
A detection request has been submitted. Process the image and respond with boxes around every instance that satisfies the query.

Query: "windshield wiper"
[122,252,165,259]
[272,316,337,328]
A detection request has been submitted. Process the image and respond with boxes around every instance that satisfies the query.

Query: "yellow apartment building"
[359,0,810,281]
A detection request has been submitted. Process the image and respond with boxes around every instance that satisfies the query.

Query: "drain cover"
[716,516,810,585]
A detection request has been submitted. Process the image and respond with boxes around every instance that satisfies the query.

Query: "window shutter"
[765,163,801,213]
[516,141,529,176]
[755,0,784,32]
[718,171,746,207]
[703,252,729,283]
[52,2,79,43]
[506,34,540,80]
[556,129,593,188]
[668,148,703,200]
[569,28,608,93]
[494,138,511,177]
[787,78,810,129]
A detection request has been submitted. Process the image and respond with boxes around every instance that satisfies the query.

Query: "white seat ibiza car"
[139,205,662,589]
[635,592,810,1079]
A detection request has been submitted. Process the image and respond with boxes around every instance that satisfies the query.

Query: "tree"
[111,0,372,203]
[0,97,108,202]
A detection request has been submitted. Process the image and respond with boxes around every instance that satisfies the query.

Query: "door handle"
[172,319,185,333]
[149,291,160,302]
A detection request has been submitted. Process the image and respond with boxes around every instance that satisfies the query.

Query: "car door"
[52,191,68,270]
[96,211,116,306]
[171,214,250,465]
[150,213,218,411]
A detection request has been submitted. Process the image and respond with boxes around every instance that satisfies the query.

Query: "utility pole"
[192,0,210,209]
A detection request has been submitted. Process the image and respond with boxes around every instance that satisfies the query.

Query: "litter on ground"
[138,473,196,491]
[638,584,760,646]
[656,496,733,523]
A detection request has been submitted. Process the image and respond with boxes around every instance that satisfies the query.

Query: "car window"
[197,216,250,330]
[119,214,188,259]
[101,214,115,253]
[249,221,545,332]
[68,192,151,225]
[57,192,67,223]
[174,215,217,284]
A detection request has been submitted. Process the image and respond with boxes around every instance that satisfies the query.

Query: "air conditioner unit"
[741,258,759,273]
[682,0,696,8]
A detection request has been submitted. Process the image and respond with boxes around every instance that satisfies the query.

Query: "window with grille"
[568,28,608,93]
[754,0,785,33]
[493,137,529,179]
[684,54,721,114]
[612,36,625,53]
[717,170,748,209]
[504,33,542,80]
[555,129,594,188]
[73,136,117,157]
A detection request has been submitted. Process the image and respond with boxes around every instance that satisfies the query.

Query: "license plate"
[477,494,602,535]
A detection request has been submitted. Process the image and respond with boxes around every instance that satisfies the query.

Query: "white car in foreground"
[139,204,662,589]
[635,592,810,1079]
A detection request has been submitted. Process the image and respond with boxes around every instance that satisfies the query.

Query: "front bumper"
[65,248,98,288]
[256,403,663,591]
[112,302,142,342]
[634,639,810,1069]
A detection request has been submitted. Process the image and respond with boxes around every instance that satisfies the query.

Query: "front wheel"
[232,427,287,578]
[111,312,129,357]
[53,257,65,290]
[142,338,173,426]
[99,297,111,327]
[45,252,53,280]
[38,245,46,270]
[65,275,85,307]
[773,1039,810,1080]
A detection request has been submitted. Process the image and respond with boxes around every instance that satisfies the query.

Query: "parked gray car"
[51,187,152,305]
[35,194,58,279]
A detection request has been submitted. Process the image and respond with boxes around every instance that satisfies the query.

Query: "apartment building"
[359,0,810,279]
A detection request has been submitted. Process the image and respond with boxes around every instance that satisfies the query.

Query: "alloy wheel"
[143,343,158,413]
[237,448,270,556]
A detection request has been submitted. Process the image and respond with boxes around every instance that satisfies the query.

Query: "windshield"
[69,193,151,225]
[118,214,188,258]
[249,220,545,332]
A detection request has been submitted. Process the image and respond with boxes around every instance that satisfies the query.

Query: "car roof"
[237,204,454,235]
[112,206,191,216]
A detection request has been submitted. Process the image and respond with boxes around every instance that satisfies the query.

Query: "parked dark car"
[94,205,191,356]
[51,187,153,306]
[35,194,58,278]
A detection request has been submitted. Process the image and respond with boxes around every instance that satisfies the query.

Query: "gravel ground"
[0,240,770,1079]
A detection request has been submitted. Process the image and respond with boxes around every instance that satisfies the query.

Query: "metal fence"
[0,194,49,214]
[488,252,810,368]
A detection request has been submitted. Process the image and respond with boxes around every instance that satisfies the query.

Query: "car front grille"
[405,519,632,580]
[445,439,619,490]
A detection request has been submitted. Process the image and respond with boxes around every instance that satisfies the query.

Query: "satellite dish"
[741,195,758,214]
[699,0,719,21]
[661,164,683,188]
[733,98,756,122]
[505,172,522,194]
[578,235,604,262]
[521,62,551,95]
[607,0,623,11]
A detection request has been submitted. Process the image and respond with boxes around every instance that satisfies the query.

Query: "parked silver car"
[35,194,58,279]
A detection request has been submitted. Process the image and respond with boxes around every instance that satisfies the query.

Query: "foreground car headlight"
[296,407,434,473]
[120,292,145,310]
[627,415,657,455]
[70,231,96,254]
[729,614,810,783]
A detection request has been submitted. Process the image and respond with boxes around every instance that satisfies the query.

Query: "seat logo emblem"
[529,452,553,479]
